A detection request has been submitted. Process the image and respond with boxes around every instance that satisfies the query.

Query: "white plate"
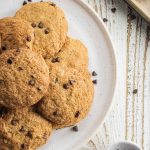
[0,0,117,150]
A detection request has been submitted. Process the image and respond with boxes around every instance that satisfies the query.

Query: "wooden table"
[81,0,150,150]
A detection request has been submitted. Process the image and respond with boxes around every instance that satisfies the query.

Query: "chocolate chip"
[20,144,25,149]
[3,138,8,144]
[111,8,116,13]
[75,111,80,118]
[16,48,20,52]
[37,86,43,91]
[40,0,43,2]
[26,131,33,139]
[72,126,78,132]
[92,80,97,84]
[0,107,8,118]
[28,0,32,2]
[50,3,56,7]
[128,13,136,20]
[103,18,108,22]
[26,35,31,42]
[63,83,69,89]
[0,80,4,85]
[7,58,13,64]
[38,22,44,28]
[51,57,60,63]
[44,28,50,34]
[28,79,35,86]
[18,67,23,71]
[69,80,76,85]
[19,126,26,133]
[53,111,58,116]
[31,23,36,28]
[133,89,138,94]
[23,1,27,5]
[11,119,18,126]
[1,46,6,51]
[92,71,97,76]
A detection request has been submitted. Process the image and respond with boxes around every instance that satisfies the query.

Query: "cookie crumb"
[92,80,97,84]
[92,71,97,76]
[72,126,78,132]
[23,1,27,5]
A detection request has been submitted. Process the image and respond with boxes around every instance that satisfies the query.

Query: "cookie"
[0,17,34,52]
[0,108,52,150]
[0,48,49,109]
[47,37,88,68]
[37,62,94,129]
[15,2,68,58]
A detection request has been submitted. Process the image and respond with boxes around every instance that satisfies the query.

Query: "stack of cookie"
[0,1,94,150]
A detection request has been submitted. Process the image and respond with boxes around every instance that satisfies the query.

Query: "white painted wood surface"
[81,0,150,150]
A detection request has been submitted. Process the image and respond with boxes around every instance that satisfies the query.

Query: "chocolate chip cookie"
[37,62,94,129]
[0,108,52,150]
[0,48,49,109]
[0,17,34,52]
[48,37,89,68]
[15,2,68,58]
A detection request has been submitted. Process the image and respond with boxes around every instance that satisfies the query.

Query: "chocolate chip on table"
[92,71,97,76]
[26,35,31,42]
[75,111,80,118]
[103,18,108,22]
[51,57,60,63]
[111,8,116,13]
[63,83,69,89]
[38,22,44,28]
[133,89,138,94]
[26,131,33,139]
[53,111,58,116]
[28,79,35,86]
[19,126,26,133]
[11,119,18,126]
[92,80,97,84]
[31,23,36,28]
[7,58,13,64]
[72,126,78,132]
[23,1,27,5]
[44,28,50,34]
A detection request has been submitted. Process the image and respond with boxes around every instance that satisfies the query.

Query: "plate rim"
[71,0,118,149]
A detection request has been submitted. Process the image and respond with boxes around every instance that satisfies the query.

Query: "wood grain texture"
[81,0,150,150]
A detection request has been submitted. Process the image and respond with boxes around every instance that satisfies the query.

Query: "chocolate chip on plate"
[92,71,97,76]
[111,8,116,13]
[23,1,27,5]
[72,126,78,132]
[92,80,97,84]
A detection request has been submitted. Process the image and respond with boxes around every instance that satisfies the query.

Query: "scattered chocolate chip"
[111,8,116,13]
[31,23,36,28]
[53,111,58,116]
[23,1,27,5]
[51,57,60,63]
[103,18,108,22]
[69,80,76,85]
[11,119,18,126]
[18,67,23,71]
[3,138,8,144]
[19,126,26,133]
[92,71,97,76]
[44,28,50,34]
[26,131,33,139]
[133,89,138,94]
[38,22,44,28]
[26,35,31,42]
[75,111,80,118]
[7,58,13,64]
[28,79,35,86]
[63,83,69,89]
[1,46,6,51]
[92,80,97,84]
[72,126,78,132]
[50,3,56,7]
[28,0,32,2]
[0,80,5,85]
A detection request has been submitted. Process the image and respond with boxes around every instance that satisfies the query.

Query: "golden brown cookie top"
[0,48,49,109]
[0,108,52,150]
[37,63,94,128]
[15,2,68,58]
[0,17,34,52]
[47,37,89,68]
